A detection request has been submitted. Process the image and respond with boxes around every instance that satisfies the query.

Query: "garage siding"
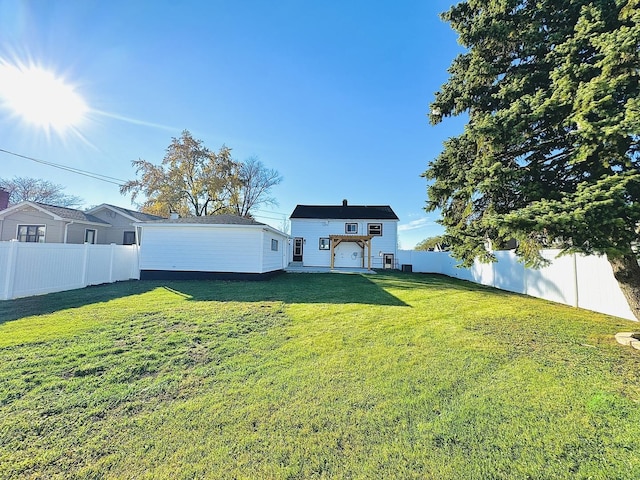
[139,226,262,273]
[261,232,287,273]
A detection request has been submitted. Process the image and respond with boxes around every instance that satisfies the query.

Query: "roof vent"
[342,199,348,207]
[169,212,179,220]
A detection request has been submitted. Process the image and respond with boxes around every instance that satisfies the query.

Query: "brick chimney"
[0,189,8,211]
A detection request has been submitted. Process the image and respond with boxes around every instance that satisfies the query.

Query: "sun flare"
[0,60,88,133]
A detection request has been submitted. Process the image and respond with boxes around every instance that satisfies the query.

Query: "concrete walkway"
[285,265,377,274]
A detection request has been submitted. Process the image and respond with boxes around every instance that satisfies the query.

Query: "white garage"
[135,215,289,280]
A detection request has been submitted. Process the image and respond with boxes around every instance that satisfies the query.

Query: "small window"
[368,223,382,236]
[271,239,279,251]
[85,229,97,244]
[345,223,358,234]
[319,238,330,250]
[123,231,136,245]
[17,225,46,243]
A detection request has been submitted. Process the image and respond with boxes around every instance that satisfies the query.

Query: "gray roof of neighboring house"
[143,214,266,226]
[33,203,111,224]
[99,204,165,221]
[290,204,399,220]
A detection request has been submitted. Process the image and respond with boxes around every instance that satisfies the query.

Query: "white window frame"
[17,224,46,243]
[85,229,97,244]
[271,238,279,251]
[319,238,330,250]
[368,223,382,236]
[345,223,358,234]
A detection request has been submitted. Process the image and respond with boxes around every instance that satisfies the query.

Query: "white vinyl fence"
[397,249,636,321]
[0,241,140,300]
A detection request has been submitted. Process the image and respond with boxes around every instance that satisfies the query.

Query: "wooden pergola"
[329,235,374,270]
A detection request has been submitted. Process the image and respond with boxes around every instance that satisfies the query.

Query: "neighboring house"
[0,201,111,244]
[134,214,289,279]
[86,204,165,245]
[289,200,399,270]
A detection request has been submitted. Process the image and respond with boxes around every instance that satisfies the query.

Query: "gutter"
[63,221,74,243]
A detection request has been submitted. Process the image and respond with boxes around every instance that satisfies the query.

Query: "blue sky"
[0,0,466,248]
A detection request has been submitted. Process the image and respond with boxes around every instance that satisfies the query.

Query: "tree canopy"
[228,157,283,218]
[121,130,282,219]
[425,0,640,318]
[0,177,83,207]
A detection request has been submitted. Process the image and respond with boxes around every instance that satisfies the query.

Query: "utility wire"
[1,148,292,218]
[0,148,127,186]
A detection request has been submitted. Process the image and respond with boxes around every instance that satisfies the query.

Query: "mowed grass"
[1,272,639,479]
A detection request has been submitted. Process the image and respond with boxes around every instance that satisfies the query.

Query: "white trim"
[84,228,97,244]
[0,201,111,227]
[86,204,142,223]
[16,223,46,243]
[0,201,64,220]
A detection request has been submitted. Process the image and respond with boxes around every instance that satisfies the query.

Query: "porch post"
[330,237,335,269]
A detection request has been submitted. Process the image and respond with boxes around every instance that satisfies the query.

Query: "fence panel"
[0,242,140,300]
[576,254,635,320]
[523,250,578,306]
[398,249,635,321]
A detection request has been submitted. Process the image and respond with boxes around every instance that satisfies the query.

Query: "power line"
[0,148,292,218]
[0,148,127,186]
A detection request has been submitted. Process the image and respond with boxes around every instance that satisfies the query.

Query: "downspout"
[64,221,74,243]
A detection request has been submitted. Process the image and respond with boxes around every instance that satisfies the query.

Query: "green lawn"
[1,271,639,479]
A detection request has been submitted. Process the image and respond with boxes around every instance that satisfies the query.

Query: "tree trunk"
[608,254,640,321]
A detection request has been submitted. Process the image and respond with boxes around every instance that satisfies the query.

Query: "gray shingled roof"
[101,204,165,221]
[290,204,399,220]
[144,214,265,226]
[35,203,111,224]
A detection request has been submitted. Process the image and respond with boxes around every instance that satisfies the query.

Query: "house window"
[17,225,46,243]
[345,223,358,234]
[123,231,136,245]
[319,238,330,250]
[85,229,97,244]
[271,239,279,251]
[368,223,382,236]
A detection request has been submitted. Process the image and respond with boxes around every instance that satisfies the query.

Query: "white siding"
[139,225,270,273]
[290,219,398,268]
[261,232,289,273]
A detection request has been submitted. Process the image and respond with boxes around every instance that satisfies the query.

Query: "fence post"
[109,243,116,283]
[2,240,18,300]
[82,243,90,287]
[573,253,579,308]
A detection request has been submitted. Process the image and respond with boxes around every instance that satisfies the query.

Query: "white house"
[135,214,289,279]
[289,200,399,270]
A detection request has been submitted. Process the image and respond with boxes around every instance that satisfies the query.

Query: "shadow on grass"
[372,271,519,297]
[161,272,410,307]
[0,272,409,324]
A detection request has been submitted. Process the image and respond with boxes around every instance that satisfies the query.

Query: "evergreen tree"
[425,0,640,318]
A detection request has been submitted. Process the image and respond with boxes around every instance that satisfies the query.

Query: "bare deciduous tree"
[0,177,83,207]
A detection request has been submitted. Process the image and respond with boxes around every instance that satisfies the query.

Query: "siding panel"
[139,226,263,273]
